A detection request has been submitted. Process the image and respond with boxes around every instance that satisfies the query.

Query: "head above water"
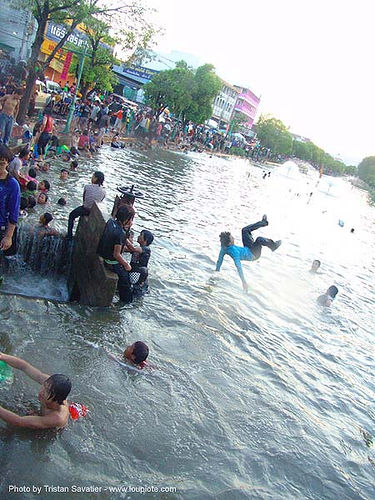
[40,212,53,225]
[57,197,66,206]
[327,285,338,299]
[39,179,50,191]
[38,192,48,204]
[124,341,149,365]
[39,374,72,405]
[28,167,37,178]
[139,229,154,246]
[219,231,234,247]
[311,259,321,272]
[26,180,37,191]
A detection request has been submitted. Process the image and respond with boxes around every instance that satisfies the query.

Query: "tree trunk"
[81,82,90,101]
[17,13,48,125]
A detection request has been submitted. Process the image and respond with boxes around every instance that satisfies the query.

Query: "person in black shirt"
[126,229,154,299]
[97,205,135,303]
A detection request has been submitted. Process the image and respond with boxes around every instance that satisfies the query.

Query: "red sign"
[61,51,73,81]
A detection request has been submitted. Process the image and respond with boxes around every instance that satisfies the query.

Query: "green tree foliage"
[14,0,157,124]
[256,114,357,178]
[143,61,221,123]
[256,115,293,155]
[230,113,248,133]
[358,157,375,186]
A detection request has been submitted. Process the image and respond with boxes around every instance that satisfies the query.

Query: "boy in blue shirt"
[215,215,281,291]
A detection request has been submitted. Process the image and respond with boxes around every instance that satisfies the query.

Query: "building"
[211,82,239,129]
[112,63,159,102]
[0,0,35,60]
[231,86,261,134]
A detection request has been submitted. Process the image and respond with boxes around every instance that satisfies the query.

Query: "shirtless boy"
[0,89,23,145]
[0,352,71,429]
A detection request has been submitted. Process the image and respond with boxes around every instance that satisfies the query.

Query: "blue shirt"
[216,245,254,284]
[0,176,20,227]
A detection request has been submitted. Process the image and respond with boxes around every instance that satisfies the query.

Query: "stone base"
[68,202,118,307]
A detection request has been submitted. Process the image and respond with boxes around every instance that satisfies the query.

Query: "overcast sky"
[145,0,374,165]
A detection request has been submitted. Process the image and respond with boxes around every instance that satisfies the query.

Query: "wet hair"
[26,180,37,191]
[327,285,338,298]
[312,259,321,268]
[19,146,30,159]
[132,341,149,365]
[38,192,48,202]
[93,171,104,185]
[219,231,233,247]
[43,212,53,224]
[20,197,28,210]
[57,197,66,206]
[45,374,72,405]
[28,167,37,178]
[61,168,69,174]
[350,228,354,233]
[141,229,154,246]
[71,160,78,169]
[116,204,135,224]
[28,195,36,208]
[0,144,12,162]
[41,180,50,191]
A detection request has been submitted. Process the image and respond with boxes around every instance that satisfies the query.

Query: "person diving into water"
[215,215,281,291]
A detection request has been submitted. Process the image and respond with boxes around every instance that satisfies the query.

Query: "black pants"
[108,264,149,304]
[67,206,90,239]
[241,219,275,260]
[37,132,51,156]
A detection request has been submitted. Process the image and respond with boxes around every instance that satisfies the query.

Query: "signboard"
[40,39,64,59]
[46,22,89,49]
[120,64,159,82]
[61,51,73,80]
[45,22,113,53]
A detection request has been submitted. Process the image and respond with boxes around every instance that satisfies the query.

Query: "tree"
[143,61,221,123]
[229,113,248,133]
[358,157,375,186]
[256,115,293,156]
[14,0,158,124]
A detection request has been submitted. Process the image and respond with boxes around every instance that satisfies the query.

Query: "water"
[0,149,374,499]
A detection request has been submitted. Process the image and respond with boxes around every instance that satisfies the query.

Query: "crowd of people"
[0,67,342,433]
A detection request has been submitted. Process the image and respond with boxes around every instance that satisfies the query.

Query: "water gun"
[69,402,88,420]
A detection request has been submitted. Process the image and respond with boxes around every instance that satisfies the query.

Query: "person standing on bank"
[67,171,105,240]
[0,144,21,258]
[97,205,135,303]
[0,88,22,145]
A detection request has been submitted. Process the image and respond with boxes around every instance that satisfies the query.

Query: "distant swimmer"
[317,285,338,307]
[350,228,355,233]
[310,259,321,273]
[107,341,150,370]
[0,352,71,429]
[215,215,281,291]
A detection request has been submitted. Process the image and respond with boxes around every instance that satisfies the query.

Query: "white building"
[211,81,239,128]
[0,0,36,61]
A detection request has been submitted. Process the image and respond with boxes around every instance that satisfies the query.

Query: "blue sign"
[120,64,159,82]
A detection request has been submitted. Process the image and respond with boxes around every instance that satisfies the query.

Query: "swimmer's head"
[327,285,338,299]
[38,374,71,406]
[28,167,37,178]
[40,212,53,226]
[38,180,50,191]
[350,228,355,233]
[37,192,48,204]
[57,197,66,206]
[70,160,78,170]
[138,229,154,246]
[116,205,135,229]
[26,180,37,192]
[311,259,321,272]
[20,197,28,210]
[60,168,69,180]
[124,341,149,366]
[219,231,234,247]
[28,195,36,208]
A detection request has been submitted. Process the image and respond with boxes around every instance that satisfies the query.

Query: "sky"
[144,0,375,165]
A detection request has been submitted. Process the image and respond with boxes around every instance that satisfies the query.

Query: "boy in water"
[310,259,321,273]
[215,215,281,291]
[36,212,59,237]
[0,352,71,429]
[317,285,338,307]
[125,229,154,299]
[107,341,149,370]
